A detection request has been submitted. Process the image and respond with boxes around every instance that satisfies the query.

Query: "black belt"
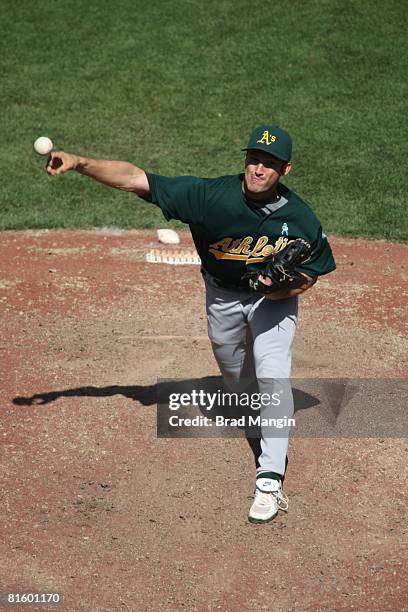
[202,268,250,290]
[214,278,249,290]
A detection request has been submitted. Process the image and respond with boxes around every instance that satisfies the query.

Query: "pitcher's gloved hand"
[242,238,312,294]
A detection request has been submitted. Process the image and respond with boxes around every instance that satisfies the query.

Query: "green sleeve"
[146,173,206,224]
[296,227,336,277]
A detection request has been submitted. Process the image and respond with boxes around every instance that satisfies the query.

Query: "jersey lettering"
[240,237,253,255]
[274,236,289,253]
[250,236,269,258]
[230,236,253,254]
[209,236,254,260]
[229,238,244,253]
[209,235,287,263]
[261,244,274,257]
[209,237,234,252]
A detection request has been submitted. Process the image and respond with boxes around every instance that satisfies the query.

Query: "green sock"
[257,471,281,482]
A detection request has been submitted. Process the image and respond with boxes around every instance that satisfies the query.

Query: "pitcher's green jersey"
[145,173,336,285]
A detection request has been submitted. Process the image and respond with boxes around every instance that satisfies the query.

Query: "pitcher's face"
[244,150,291,200]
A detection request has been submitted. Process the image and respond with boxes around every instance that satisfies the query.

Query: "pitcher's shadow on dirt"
[13,376,319,412]
[13,378,320,477]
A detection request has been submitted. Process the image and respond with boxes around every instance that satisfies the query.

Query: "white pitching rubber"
[145,249,201,265]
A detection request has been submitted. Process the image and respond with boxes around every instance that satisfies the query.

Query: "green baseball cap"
[242,125,292,162]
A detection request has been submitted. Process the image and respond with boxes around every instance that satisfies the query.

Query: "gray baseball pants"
[204,275,298,478]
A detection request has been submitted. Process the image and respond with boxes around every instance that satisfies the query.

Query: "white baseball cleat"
[248,477,288,524]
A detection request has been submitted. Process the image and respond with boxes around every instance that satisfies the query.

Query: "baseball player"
[46,125,336,523]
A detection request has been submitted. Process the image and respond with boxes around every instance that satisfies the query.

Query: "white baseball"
[33,136,53,155]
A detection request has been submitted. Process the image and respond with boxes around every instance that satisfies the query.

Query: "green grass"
[1,0,407,240]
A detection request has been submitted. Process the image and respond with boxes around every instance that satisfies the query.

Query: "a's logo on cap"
[257,130,277,146]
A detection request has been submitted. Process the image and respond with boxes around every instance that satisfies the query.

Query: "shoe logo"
[281,223,288,236]
[257,480,273,490]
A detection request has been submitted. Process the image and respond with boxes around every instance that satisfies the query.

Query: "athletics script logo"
[209,235,289,263]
